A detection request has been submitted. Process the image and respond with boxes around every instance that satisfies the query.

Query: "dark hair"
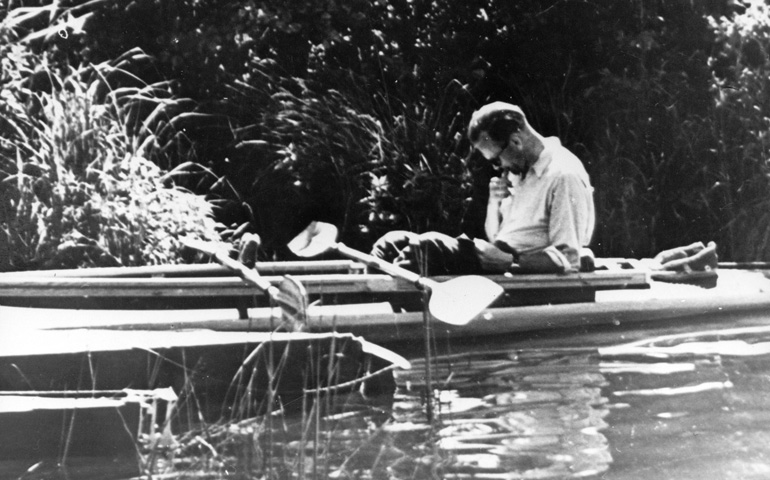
[467,104,526,143]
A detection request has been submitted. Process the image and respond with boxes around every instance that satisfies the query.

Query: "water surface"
[382,320,770,479]
[14,315,770,479]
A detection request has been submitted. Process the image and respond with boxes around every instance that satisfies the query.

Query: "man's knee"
[414,232,460,257]
[371,230,417,261]
[414,232,473,275]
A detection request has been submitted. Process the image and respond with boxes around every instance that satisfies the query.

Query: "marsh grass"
[224,61,477,250]
[0,42,221,271]
[362,80,476,238]
[707,3,770,260]
[583,4,770,260]
[135,332,396,480]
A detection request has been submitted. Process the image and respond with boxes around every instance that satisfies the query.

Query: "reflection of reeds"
[139,332,389,479]
[394,348,612,479]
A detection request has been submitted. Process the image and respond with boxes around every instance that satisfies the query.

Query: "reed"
[221,62,478,252]
[707,2,770,261]
[0,40,221,271]
[132,329,395,479]
[362,79,477,238]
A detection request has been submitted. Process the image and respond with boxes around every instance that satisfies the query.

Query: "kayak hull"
[2,269,768,344]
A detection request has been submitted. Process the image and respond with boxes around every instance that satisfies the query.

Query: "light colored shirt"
[492,137,595,269]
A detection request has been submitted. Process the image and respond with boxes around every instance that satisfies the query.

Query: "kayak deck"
[1,258,765,344]
[1,269,767,344]
[0,260,651,311]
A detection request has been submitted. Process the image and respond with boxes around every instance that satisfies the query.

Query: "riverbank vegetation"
[2,0,770,270]
[0,43,221,270]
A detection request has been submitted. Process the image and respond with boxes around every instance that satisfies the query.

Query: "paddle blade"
[428,276,504,326]
[288,221,339,258]
[275,275,308,331]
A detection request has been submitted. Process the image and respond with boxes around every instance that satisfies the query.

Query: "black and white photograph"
[1,1,770,478]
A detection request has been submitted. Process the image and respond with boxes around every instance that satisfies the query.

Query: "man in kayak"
[372,101,596,275]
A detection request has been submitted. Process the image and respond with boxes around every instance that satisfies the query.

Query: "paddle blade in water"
[428,276,504,326]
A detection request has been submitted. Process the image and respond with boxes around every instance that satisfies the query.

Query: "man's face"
[473,132,524,171]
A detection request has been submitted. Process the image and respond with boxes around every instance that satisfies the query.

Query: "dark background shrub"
[3,0,769,263]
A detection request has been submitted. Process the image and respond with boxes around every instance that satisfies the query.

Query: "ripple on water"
[387,325,770,479]
[394,350,613,479]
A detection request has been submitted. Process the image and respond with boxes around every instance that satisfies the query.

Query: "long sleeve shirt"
[490,137,595,270]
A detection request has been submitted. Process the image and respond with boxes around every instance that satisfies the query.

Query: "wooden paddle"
[182,238,308,328]
[183,237,412,370]
[287,222,504,326]
[183,238,278,295]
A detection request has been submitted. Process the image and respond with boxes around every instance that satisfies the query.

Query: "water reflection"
[394,350,613,479]
[383,324,770,480]
[143,324,770,479]
[599,325,770,480]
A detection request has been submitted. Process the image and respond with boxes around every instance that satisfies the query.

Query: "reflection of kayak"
[0,327,404,393]
[1,259,768,344]
[0,388,175,463]
[0,324,410,463]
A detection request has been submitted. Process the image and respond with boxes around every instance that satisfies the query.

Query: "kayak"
[0,325,409,439]
[1,260,768,344]
[0,257,650,319]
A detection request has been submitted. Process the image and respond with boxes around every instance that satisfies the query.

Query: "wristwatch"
[493,239,520,264]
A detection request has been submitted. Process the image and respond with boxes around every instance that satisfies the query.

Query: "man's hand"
[488,175,511,204]
[473,238,514,273]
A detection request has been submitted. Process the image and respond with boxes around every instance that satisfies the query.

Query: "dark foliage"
[4,0,770,260]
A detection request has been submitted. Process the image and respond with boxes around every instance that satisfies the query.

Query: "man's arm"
[476,241,571,274]
[545,174,594,270]
[516,246,573,273]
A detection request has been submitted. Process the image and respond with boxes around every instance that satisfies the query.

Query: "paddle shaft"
[334,242,435,290]
[286,225,503,325]
[718,262,770,269]
[204,247,282,300]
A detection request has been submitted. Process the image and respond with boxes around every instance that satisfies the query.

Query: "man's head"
[467,102,539,172]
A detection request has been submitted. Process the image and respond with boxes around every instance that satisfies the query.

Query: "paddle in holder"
[275,276,308,331]
[288,222,504,326]
[182,239,308,331]
[289,222,505,425]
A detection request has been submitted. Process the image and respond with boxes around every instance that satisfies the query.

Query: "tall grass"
[137,334,394,480]
[363,79,477,238]
[221,61,477,251]
[579,3,770,261]
[0,42,221,271]
[708,2,770,260]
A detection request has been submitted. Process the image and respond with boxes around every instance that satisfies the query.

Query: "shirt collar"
[529,137,561,178]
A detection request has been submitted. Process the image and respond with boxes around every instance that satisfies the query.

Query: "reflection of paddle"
[182,238,307,328]
[288,222,504,326]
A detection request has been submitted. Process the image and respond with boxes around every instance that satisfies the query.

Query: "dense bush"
[707,2,770,260]
[0,42,221,271]
[574,2,723,257]
[4,0,770,262]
